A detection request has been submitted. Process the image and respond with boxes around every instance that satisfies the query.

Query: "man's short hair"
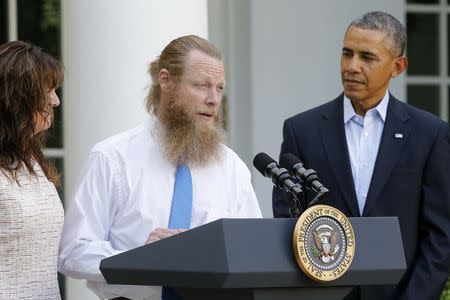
[348,11,406,57]
[146,35,222,114]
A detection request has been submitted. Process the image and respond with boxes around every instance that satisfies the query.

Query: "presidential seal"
[293,205,355,282]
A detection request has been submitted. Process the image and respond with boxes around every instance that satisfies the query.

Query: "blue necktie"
[167,165,192,229]
[161,165,192,300]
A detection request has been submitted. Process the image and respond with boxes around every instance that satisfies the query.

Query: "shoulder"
[391,97,448,134]
[285,95,342,126]
[90,121,149,159]
[78,121,152,179]
[219,144,252,178]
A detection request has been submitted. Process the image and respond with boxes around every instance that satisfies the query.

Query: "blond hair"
[146,35,222,113]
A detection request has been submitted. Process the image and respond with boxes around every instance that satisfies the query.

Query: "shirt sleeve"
[241,181,263,218]
[58,150,124,282]
[236,162,263,218]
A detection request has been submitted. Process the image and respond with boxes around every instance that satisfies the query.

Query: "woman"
[0,41,64,299]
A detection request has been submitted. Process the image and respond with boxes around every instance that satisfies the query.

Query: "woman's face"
[34,88,60,135]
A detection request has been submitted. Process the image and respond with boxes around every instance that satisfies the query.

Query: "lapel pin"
[395,133,403,139]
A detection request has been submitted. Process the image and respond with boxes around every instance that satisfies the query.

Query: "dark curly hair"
[0,41,63,185]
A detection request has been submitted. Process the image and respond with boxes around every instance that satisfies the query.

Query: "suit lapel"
[320,96,360,217]
[362,96,409,216]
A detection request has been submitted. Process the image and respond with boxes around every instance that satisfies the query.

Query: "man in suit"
[273,11,449,300]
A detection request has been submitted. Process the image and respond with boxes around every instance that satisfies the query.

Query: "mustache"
[197,110,217,117]
[343,77,365,84]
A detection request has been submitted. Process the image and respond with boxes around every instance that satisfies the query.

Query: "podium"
[100,218,406,300]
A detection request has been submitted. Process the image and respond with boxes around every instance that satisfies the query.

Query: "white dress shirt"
[58,115,262,300]
[343,90,388,216]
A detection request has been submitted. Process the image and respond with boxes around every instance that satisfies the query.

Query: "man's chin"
[344,90,364,101]
[194,118,218,130]
[195,114,215,123]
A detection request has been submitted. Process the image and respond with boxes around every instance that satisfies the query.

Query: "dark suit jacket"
[273,93,450,300]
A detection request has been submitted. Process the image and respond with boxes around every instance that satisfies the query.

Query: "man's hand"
[145,228,186,244]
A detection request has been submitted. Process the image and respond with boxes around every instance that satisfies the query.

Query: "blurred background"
[1,0,449,299]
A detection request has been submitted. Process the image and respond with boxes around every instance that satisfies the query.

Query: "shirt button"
[364,132,368,137]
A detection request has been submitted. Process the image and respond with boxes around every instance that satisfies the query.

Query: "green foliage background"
[441,276,450,300]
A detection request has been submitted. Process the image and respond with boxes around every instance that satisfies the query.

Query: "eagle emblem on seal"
[312,224,340,263]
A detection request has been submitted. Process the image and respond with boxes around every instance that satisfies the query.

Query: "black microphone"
[280,153,329,202]
[253,152,304,204]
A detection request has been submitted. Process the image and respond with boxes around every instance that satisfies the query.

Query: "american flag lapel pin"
[395,133,403,139]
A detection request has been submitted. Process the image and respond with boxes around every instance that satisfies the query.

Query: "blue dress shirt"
[343,91,389,215]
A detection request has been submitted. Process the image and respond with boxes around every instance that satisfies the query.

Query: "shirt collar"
[343,90,390,123]
[147,113,165,145]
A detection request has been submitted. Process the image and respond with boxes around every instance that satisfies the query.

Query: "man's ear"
[391,56,408,78]
[159,68,172,92]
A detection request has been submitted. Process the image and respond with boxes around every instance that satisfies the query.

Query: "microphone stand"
[288,178,329,217]
[307,188,329,207]
[300,166,330,208]
[288,187,305,218]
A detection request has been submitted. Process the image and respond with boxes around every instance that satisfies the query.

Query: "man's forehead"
[345,26,387,42]
[184,50,224,78]
[343,26,391,54]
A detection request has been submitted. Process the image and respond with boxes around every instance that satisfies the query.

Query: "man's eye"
[362,56,375,61]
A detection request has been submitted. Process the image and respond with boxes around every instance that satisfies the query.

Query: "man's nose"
[346,57,362,73]
[206,89,222,106]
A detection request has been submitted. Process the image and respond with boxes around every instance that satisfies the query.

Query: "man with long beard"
[58,35,262,300]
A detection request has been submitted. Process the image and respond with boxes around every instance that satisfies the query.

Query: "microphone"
[253,152,304,204]
[280,153,329,205]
